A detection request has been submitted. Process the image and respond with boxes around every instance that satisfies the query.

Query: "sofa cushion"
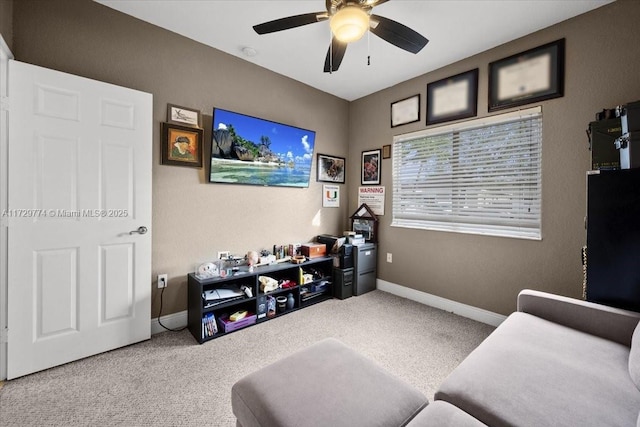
[436,312,640,427]
[406,401,488,426]
[232,337,428,427]
[630,321,640,391]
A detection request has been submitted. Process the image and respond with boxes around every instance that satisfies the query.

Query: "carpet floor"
[0,290,495,426]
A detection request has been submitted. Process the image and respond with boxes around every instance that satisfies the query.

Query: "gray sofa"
[425,289,640,426]
[232,289,640,426]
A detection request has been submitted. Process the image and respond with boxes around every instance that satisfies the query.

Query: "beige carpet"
[0,290,495,426]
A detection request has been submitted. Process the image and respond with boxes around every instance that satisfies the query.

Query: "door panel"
[7,60,152,379]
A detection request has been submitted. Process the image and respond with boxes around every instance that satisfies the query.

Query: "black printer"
[317,234,353,269]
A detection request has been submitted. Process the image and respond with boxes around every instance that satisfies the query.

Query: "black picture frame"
[161,122,203,168]
[316,153,346,184]
[488,38,565,112]
[391,94,420,127]
[426,68,479,125]
[361,149,381,185]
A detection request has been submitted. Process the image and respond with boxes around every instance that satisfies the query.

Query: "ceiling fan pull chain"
[367,27,371,66]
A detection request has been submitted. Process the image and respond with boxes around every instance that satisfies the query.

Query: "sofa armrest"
[517,289,640,346]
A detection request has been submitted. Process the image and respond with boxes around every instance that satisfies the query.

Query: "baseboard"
[149,285,506,335]
[376,279,507,327]
[151,310,188,335]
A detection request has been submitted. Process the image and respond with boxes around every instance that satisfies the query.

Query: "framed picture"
[426,68,478,125]
[391,94,420,127]
[161,122,203,167]
[167,103,202,128]
[488,38,565,112]
[361,149,381,185]
[382,144,391,159]
[317,153,346,184]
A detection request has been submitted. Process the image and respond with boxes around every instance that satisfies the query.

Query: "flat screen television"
[209,108,316,188]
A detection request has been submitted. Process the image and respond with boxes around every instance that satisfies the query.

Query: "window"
[392,106,542,240]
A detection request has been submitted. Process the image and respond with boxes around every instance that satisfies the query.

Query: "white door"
[6,60,152,379]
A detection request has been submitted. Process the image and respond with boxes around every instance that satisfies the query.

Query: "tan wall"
[348,0,640,315]
[10,0,640,319]
[0,0,13,51]
[12,0,350,318]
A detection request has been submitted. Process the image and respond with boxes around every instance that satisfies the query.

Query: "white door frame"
[0,35,14,381]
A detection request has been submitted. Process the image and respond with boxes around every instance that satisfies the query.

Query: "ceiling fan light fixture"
[330,5,369,43]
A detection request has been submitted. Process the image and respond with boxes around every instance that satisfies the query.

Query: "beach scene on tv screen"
[210,108,315,188]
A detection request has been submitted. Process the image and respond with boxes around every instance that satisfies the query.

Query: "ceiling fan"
[253,0,429,73]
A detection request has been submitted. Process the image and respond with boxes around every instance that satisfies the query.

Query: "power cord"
[157,283,187,332]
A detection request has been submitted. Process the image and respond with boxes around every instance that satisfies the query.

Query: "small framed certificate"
[391,94,420,127]
[426,69,478,125]
[488,39,565,112]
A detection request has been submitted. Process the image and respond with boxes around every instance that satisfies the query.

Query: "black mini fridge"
[353,243,377,296]
[586,169,640,311]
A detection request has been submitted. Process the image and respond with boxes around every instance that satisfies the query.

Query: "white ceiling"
[96,0,613,101]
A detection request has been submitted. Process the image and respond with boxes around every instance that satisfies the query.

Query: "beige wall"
[10,0,350,318]
[7,0,640,319]
[348,0,640,315]
[0,0,12,52]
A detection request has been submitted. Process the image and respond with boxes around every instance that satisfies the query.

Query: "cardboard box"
[301,243,326,258]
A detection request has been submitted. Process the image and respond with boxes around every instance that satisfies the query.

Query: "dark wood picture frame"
[488,38,565,112]
[391,94,420,127]
[350,203,379,243]
[361,149,381,185]
[382,144,391,159]
[426,68,479,125]
[316,153,346,184]
[161,122,203,168]
[167,103,202,128]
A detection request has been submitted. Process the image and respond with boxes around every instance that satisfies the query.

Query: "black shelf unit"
[188,256,333,343]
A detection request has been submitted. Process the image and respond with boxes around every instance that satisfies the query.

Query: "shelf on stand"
[188,256,333,343]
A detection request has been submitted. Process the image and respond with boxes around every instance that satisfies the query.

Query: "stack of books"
[202,313,218,339]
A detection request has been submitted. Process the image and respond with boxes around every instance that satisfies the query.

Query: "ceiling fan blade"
[323,38,348,73]
[253,12,327,35]
[369,14,428,54]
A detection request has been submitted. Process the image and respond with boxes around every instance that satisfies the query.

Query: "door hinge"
[0,328,7,344]
[0,96,8,111]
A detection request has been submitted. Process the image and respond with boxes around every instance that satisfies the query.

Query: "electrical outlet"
[157,274,168,288]
[386,253,393,263]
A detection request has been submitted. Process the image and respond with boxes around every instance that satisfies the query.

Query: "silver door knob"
[129,226,148,235]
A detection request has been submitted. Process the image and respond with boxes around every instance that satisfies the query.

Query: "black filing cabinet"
[353,243,377,296]
[333,267,353,299]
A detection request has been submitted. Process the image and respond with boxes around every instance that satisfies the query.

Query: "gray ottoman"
[231,338,428,427]
[406,401,488,426]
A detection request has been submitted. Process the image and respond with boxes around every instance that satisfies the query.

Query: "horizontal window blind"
[392,107,542,240]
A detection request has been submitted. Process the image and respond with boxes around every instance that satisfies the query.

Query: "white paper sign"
[323,184,340,208]
[358,186,385,215]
